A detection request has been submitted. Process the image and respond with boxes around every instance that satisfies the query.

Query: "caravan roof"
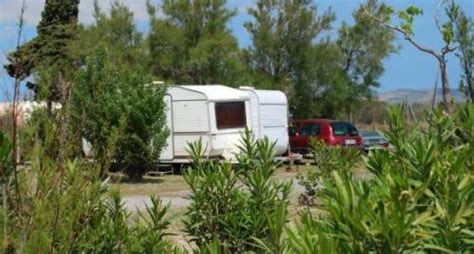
[177,85,249,101]
[240,86,287,104]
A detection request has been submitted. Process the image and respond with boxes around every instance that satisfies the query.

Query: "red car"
[289,119,362,153]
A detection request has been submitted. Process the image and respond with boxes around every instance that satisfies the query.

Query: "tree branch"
[363,7,441,60]
[433,0,446,35]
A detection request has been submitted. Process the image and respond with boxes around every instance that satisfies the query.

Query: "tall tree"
[365,1,456,113]
[147,0,244,85]
[336,0,397,120]
[446,1,474,101]
[245,0,334,118]
[4,0,80,102]
[72,0,144,68]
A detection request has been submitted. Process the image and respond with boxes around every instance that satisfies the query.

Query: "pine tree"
[4,0,80,101]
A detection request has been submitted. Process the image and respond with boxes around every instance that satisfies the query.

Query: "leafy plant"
[292,104,474,253]
[298,138,361,206]
[183,129,291,253]
[69,48,169,180]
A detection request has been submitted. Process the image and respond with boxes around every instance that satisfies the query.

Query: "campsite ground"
[114,164,309,211]
[114,163,370,248]
[114,164,313,248]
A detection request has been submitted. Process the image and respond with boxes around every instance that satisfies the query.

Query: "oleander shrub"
[291,105,474,253]
[1,120,176,253]
[183,129,292,253]
[297,139,361,206]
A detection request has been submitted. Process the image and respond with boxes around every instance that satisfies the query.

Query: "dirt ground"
[115,163,369,249]
[116,164,310,211]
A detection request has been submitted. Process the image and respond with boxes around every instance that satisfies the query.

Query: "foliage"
[298,139,361,206]
[245,0,335,118]
[1,118,176,253]
[4,0,79,101]
[72,0,146,69]
[352,100,390,125]
[446,0,474,101]
[69,48,169,180]
[285,212,339,253]
[3,165,175,253]
[0,132,12,178]
[183,129,292,253]
[369,1,457,113]
[335,0,397,117]
[245,0,396,119]
[295,104,474,253]
[147,0,246,86]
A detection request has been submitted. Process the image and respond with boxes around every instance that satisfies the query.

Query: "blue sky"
[1,0,473,101]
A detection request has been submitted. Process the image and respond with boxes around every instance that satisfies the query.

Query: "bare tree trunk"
[364,4,456,114]
[10,0,27,212]
[1,165,8,244]
[439,58,453,113]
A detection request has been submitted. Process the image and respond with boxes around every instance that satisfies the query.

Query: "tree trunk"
[2,175,7,244]
[439,58,453,113]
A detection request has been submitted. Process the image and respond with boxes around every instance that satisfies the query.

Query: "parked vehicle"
[289,119,362,154]
[159,85,289,164]
[360,130,389,152]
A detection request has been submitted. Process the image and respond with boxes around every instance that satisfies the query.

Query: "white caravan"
[240,86,289,156]
[159,85,290,164]
[160,85,252,163]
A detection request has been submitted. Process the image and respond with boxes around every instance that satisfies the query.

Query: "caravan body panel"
[160,85,251,163]
[240,87,289,155]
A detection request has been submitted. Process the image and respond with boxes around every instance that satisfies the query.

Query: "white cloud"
[0,0,44,25]
[79,0,152,24]
[0,0,153,27]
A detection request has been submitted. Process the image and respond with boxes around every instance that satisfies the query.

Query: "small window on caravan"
[215,101,246,129]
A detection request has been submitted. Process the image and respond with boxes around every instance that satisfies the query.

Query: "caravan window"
[215,101,246,129]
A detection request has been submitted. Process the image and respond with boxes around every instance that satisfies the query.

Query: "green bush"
[297,139,361,206]
[1,158,176,253]
[293,105,474,253]
[70,48,169,180]
[1,118,176,253]
[183,129,292,253]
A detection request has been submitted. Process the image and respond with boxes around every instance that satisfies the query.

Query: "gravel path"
[123,194,191,211]
[122,179,307,211]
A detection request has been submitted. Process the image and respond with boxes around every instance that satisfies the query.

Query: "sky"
[0,0,473,101]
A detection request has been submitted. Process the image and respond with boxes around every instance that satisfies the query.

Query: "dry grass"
[118,163,367,249]
[115,163,312,197]
[113,174,189,196]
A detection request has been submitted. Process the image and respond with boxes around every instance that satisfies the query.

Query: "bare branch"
[15,0,26,51]
[362,7,441,60]
[441,45,456,56]
[434,0,446,35]
[362,4,454,113]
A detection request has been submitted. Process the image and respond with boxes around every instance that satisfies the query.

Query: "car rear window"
[300,123,321,136]
[330,122,358,136]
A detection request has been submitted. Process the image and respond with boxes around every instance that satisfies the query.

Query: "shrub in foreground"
[183,129,292,253]
[293,105,474,253]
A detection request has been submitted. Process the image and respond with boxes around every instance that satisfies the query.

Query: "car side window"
[300,123,321,137]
